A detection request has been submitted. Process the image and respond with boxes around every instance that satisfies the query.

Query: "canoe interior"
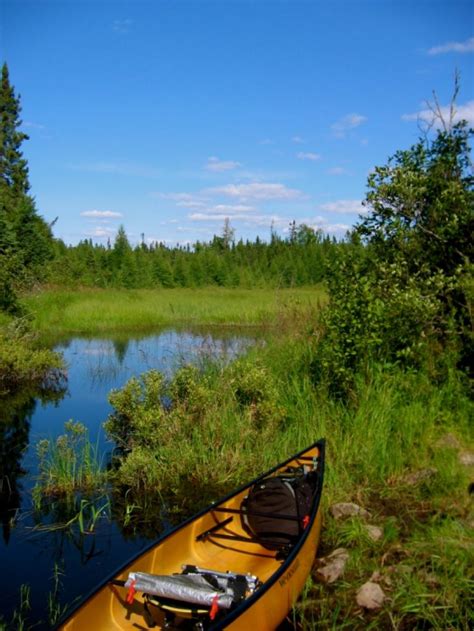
[60,440,324,630]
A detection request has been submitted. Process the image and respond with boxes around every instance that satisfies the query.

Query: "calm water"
[0,327,258,628]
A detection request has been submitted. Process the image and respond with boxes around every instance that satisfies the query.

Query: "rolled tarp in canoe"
[124,572,235,609]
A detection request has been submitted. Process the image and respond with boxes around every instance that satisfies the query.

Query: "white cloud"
[153,192,208,209]
[402,100,474,126]
[186,204,255,222]
[292,136,306,144]
[190,212,287,227]
[427,37,474,55]
[206,182,305,201]
[205,157,241,172]
[210,204,255,214]
[308,216,351,235]
[297,152,321,161]
[331,113,367,138]
[327,167,348,176]
[318,199,364,215]
[84,227,116,239]
[81,210,123,218]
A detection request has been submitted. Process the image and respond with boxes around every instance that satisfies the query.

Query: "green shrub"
[0,321,64,395]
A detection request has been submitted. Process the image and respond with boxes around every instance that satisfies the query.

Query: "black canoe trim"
[53,438,325,630]
[208,439,325,630]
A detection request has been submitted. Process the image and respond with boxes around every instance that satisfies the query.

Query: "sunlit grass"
[22,286,327,335]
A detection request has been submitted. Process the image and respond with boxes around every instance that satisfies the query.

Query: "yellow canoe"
[58,439,325,630]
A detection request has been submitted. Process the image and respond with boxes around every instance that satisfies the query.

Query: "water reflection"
[0,385,66,545]
[0,326,259,628]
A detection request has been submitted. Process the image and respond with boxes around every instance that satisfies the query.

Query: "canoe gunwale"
[56,438,325,630]
[207,439,325,629]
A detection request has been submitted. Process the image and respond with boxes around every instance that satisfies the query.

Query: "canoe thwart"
[211,506,302,521]
[196,516,233,542]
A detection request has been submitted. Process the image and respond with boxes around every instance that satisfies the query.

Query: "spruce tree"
[0,63,53,310]
[0,64,30,196]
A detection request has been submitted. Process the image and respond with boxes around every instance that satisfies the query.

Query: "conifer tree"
[0,63,53,310]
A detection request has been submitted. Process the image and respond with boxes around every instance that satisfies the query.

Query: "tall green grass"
[101,327,473,629]
[33,421,106,499]
[22,286,327,336]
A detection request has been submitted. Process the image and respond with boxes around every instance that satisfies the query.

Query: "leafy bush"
[104,360,285,500]
[312,120,473,397]
[0,321,65,395]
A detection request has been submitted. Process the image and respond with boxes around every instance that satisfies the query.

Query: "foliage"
[104,360,285,502]
[0,63,54,312]
[0,320,65,395]
[45,222,340,290]
[312,120,473,397]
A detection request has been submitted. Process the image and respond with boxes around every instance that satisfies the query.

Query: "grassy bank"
[41,325,470,629]
[22,286,327,336]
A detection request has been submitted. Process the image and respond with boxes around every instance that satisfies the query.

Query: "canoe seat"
[125,565,260,628]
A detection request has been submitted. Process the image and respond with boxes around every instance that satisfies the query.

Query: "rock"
[365,524,383,541]
[356,581,386,610]
[370,570,392,587]
[330,502,370,520]
[435,433,461,449]
[459,451,474,466]
[401,467,437,486]
[315,548,349,584]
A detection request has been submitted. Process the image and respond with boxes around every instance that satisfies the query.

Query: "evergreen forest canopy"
[48,223,342,290]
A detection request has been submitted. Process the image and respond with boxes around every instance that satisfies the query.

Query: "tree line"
[47,223,343,289]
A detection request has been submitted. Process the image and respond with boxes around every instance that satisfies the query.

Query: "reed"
[22,286,326,336]
[33,421,107,499]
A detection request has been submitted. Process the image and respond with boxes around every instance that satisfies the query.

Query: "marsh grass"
[33,420,107,499]
[22,286,326,335]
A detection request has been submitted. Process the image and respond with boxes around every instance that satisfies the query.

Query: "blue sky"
[2,0,473,246]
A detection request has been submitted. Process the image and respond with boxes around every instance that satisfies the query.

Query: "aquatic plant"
[33,420,107,498]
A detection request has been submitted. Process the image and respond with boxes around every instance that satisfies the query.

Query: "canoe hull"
[59,440,325,630]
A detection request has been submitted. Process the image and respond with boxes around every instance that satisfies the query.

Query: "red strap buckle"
[302,515,310,529]
[209,594,219,620]
[126,579,136,604]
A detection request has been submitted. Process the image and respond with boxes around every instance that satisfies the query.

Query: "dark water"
[0,328,257,629]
